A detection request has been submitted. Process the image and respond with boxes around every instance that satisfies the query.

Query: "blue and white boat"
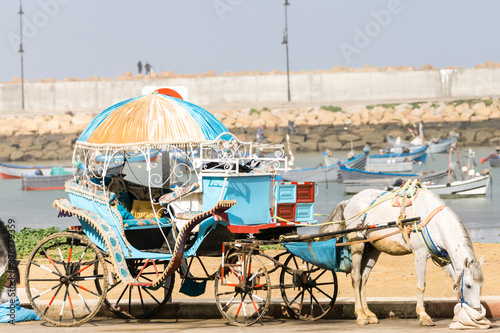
[281,151,368,183]
[370,144,428,163]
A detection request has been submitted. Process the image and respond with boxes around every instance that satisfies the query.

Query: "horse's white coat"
[321,189,484,326]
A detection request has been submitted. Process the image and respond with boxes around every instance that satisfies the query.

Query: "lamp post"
[18,0,25,110]
[281,0,290,102]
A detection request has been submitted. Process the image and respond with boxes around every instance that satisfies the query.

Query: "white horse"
[321,188,484,326]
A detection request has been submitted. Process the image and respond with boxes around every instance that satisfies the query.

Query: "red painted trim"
[226,223,294,234]
[0,173,20,179]
[24,185,65,191]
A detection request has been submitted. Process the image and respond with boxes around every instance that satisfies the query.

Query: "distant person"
[145,62,152,75]
[137,61,142,74]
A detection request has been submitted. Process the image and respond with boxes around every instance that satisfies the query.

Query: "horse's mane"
[320,199,349,233]
[424,190,480,279]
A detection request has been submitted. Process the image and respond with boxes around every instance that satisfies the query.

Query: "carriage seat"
[122,217,171,229]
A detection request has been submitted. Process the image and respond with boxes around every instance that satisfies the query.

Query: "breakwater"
[1,99,500,162]
[2,66,500,112]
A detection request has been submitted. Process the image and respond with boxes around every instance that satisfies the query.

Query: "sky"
[0,0,499,82]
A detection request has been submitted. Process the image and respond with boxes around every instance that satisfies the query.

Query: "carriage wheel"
[25,232,108,327]
[214,254,271,326]
[97,258,174,319]
[280,253,338,320]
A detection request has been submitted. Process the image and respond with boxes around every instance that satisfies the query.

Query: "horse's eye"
[466,284,472,289]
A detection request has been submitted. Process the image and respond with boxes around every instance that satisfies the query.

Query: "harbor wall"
[1,68,500,113]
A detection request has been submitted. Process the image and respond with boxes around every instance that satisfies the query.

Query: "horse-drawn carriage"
[22,93,351,326]
[23,92,486,328]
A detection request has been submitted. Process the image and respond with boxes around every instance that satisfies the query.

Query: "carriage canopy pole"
[162,149,170,189]
[283,217,421,242]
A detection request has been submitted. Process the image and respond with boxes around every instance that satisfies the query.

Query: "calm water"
[1,147,499,243]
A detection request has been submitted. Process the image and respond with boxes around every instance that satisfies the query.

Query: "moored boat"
[370,144,428,163]
[426,174,491,197]
[365,160,413,173]
[282,151,368,183]
[0,162,73,179]
[340,165,449,194]
[22,174,74,190]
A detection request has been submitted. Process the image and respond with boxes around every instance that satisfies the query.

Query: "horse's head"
[456,257,484,310]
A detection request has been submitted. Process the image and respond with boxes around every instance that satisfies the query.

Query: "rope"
[312,185,408,227]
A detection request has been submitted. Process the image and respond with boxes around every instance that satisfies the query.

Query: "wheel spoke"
[42,284,63,315]
[75,274,104,282]
[114,284,129,307]
[55,238,67,272]
[313,285,334,300]
[71,283,91,313]
[41,247,63,276]
[70,282,100,297]
[138,287,146,314]
[31,260,60,277]
[142,287,161,305]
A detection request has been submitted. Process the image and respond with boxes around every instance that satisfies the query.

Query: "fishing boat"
[426,174,491,197]
[21,164,123,191]
[340,165,449,194]
[281,151,368,183]
[22,173,74,191]
[0,162,73,179]
[365,160,413,173]
[387,126,458,154]
[369,144,428,163]
[425,146,492,197]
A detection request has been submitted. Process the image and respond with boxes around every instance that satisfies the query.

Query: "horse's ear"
[464,257,469,268]
[478,257,484,268]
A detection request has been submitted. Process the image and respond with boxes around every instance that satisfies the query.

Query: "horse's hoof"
[419,317,435,326]
[367,316,379,324]
[356,318,369,325]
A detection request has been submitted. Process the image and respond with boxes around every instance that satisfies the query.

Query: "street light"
[18,0,25,110]
[282,0,290,102]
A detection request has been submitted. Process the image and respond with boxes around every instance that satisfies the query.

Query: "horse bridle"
[454,269,466,305]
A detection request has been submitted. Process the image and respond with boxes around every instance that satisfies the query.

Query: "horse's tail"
[320,199,349,233]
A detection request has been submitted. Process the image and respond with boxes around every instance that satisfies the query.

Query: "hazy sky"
[1,0,499,82]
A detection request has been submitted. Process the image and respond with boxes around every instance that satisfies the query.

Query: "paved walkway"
[2,317,499,333]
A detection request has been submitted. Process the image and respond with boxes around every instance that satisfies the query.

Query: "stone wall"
[2,67,500,113]
[1,99,500,162]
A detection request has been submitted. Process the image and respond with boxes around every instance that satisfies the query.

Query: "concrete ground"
[7,297,500,332]
[2,317,499,333]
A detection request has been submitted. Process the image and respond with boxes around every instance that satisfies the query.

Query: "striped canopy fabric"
[76,93,228,148]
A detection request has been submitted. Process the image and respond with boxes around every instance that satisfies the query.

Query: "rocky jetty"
[1,98,500,162]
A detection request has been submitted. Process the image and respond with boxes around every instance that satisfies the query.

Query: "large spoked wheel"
[25,232,108,327]
[280,253,338,320]
[214,253,271,326]
[97,258,174,319]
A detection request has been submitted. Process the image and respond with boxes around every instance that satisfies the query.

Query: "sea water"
[1,147,499,243]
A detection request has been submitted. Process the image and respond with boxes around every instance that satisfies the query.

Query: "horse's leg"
[360,245,381,324]
[350,242,369,325]
[414,249,434,326]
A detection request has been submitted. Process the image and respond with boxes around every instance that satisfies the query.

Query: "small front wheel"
[280,253,338,320]
[25,232,108,327]
[214,253,271,326]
